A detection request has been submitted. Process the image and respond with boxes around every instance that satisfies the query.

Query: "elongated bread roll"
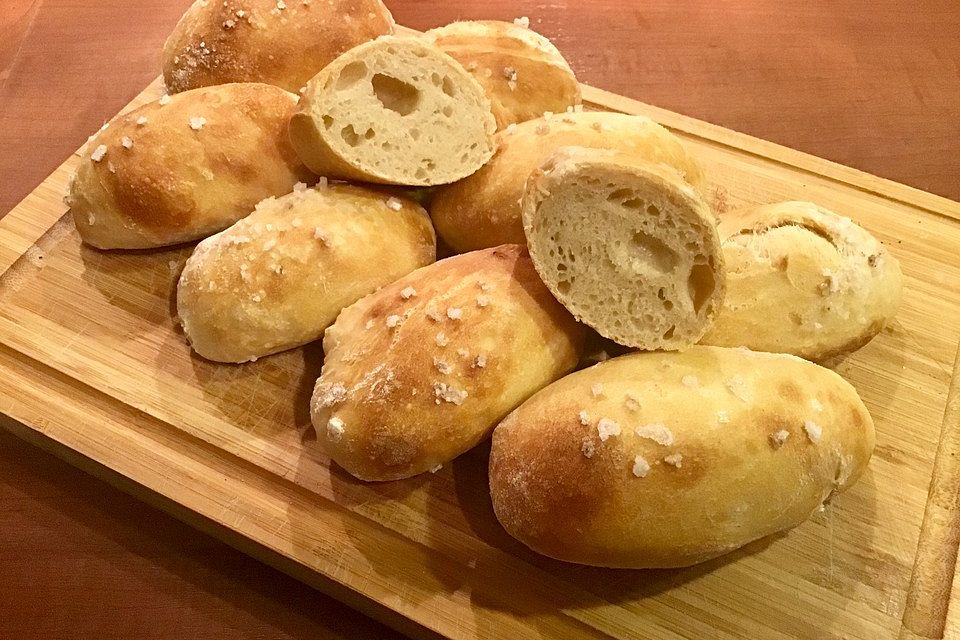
[66,83,312,250]
[289,36,497,186]
[424,20,581,130]
[490,346,875,568]
[700,201,903,361]
[162,0,395,93]
[311,245,585,481]
[177,184,436,363]
[430,112,706,253]
[523,147,725,350]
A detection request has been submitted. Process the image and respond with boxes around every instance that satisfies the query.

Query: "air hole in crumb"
[646,204,660,216]
[557,263,567,272]
[364,128,376,139]
[371,74,421,116]
[322,115,334,129]
[688,263,716,313]
[341,124,361,146]
[631,231,680,272]
[442,104,454,118]
[657,288,666,300]
[686,241,699,252]
[663,325,676,339]
[410,128,421,141]
[607,188,634,202]
[337,61,368,88]
[622,198,644,210]
[442,77,456,97]
[430,72,442,86]
[415,167,428,180]
[557,280,572,294]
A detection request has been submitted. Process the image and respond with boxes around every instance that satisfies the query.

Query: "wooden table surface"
[1,1,957,638]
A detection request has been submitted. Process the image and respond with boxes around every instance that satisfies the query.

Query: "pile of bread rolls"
[64,0,903,570]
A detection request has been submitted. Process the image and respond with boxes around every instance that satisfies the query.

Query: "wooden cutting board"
[1,72,959,640]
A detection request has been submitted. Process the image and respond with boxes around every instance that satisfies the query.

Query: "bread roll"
[311,245,585,481]
[490,345,875,568]
[430,111,706,253]
[162,0,395,93]
[289,36,496,186]
[424,20,581,130]
[177,184,435,363]
[522,147,724,350]
[700,201,903,361]
[66,83,312,250]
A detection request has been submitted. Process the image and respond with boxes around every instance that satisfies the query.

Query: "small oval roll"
[177,184,436,363]
[490,346,875,568]
[430,112,706,253]
[424,20,581,130]
[289,36,497,186]
[311,245,586,481]
[66,83,312,250]
[162,0,395,93]
[700,201,903,361]
[523,147,725,350]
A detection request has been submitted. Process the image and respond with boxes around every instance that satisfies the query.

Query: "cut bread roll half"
[425,20,581,130]
[699,201,903,361]
[522,147,725,350]
[289,36,497,186]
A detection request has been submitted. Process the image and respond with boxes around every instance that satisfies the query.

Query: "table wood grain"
[1,1,957,639]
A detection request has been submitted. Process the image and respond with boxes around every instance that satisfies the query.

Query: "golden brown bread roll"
[162,0,395,93]
[177,183,436,363]
[522,147,725,350]
[311,245,585,481]
[66,83,312,250]
[700,201,903,361]
[289,36,497,186]
[424,20,581,130]
[490,346,875,568]
[430,112,706,253]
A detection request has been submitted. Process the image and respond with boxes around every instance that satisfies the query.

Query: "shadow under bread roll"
[700,201,903,361]
[311,244,586,481]
[490,346,875,568]
[66,83,313,250]
[177,183,436,363]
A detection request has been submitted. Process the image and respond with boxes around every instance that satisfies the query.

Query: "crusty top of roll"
[66,82,312,250]
[162,0,395,93]
[429,111,706,253]
[700,201,903,361]
[425,20,581,129]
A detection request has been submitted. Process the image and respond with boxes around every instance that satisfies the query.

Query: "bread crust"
[289,36,497,186]
[430,112,706,253]
[162,0,395,93]
[522,147,725,350]
[700,201,903,361]
[311,245,585,481]
[489,345,875,568]
[177,184,436,363]
[425,20,581,129]
[67,83,313,250]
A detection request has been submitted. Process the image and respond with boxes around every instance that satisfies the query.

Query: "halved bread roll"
[522,147,725,350]
[699,201,903,361]
[162,0,395,93]
[430,111,706,253]
[424,20,581,130]
[289,36,497,186]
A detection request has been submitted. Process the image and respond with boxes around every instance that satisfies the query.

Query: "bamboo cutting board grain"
[1,72,959,640]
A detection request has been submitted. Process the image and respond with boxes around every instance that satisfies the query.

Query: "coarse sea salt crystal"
[632,455,651,478]
[664,453,683,468]
[90,145,107,162]
[635,423,674,446]
[447,307,463,320]
[476,295,490,307]
[717,409,731,424]
[578,410,590,426]
[386,315,401,328]
[435,332,449,347]
[159,94,171,105]
[474,353,487,368]
[597,418,620,441]
[682,375,699,388]
[810,398,824,412]
[401,286,417,300]
[121,136,133,149]
[591,383,604,397]
[770,429,790,448]
[514,16,530,28]
[804,420,823,443]
[385,197,403,211]
[433,357,452,375]
[327,416,345,441]
[189,116,207,130]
